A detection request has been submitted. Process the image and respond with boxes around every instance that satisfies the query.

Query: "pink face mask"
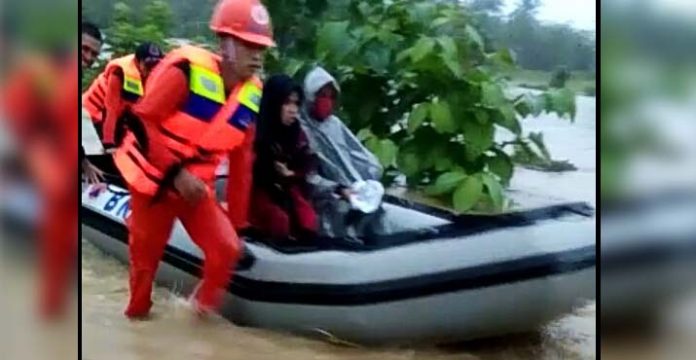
[313,96,335,121]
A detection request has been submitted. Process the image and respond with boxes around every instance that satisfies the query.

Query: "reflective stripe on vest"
[122,74,144,101]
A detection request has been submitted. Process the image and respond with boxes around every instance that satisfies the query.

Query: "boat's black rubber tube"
[82,206,596,306]
[601,238,696,273]
[85,168,596,252]
[242,201,594,254]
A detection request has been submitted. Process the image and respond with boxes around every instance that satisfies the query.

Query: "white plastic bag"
[348,180,384,213]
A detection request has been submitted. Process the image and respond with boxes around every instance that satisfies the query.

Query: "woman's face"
[280,92,300,126]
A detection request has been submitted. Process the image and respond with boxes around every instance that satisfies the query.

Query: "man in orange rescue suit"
[113,0,274,318]
[2,48,80,319]
[82,42,164,151]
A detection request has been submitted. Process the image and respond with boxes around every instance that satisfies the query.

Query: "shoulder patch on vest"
[189,64,225,104]
[200,76,218,93]
[228,105,256,131]
[123,75,144,96]
[237,81,262,113]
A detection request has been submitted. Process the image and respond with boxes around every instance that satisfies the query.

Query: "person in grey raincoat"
[299,66,390,240]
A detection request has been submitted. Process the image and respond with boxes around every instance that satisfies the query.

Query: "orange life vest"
[3,54,79,198]
[114,45,262,196]
[82,54,144,125]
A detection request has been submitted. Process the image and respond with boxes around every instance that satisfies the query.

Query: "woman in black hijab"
[250,74,318,241]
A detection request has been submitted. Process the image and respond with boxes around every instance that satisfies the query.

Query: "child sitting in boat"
[249,74,318,241]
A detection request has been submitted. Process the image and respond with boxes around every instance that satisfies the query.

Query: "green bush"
[266,0,578,212]
[549,66,571,88]
[81,0,172,91]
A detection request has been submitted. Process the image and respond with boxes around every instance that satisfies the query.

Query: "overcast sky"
[501,0,596,31]
[649,0,696,20]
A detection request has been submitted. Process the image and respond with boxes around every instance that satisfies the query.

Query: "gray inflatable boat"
[78,174,596,345]
[601,191,696,322]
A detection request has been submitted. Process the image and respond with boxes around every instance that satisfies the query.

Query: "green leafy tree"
[468,0,595,72]
[466,0,505,52]
[81,0,172,91]
[108,0,172,57]
[467,0,504,14]
[549,66,570,88]
[266,0,577,213]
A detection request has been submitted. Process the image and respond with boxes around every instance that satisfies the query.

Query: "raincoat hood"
[303,66,340,103]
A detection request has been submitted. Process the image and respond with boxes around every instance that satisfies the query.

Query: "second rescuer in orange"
[82,42,164,151]
[112,0,275,318]
[3,51,80,319]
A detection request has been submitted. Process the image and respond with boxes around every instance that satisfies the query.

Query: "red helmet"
[210,0,276,48]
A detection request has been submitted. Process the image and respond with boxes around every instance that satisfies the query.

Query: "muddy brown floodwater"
[2,245,78,360]
[81,239,595,360]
